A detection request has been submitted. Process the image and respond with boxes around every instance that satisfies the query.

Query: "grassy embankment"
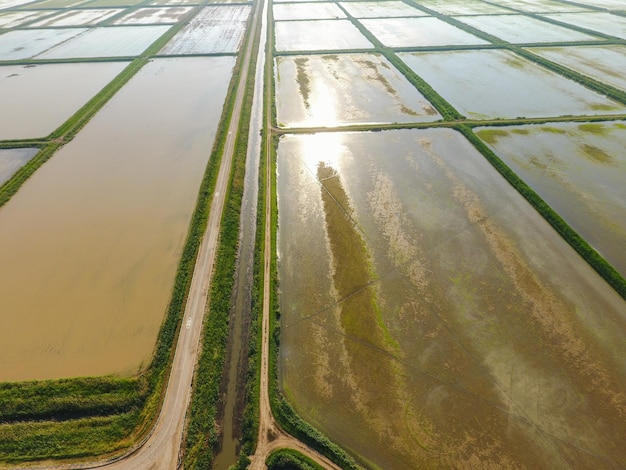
[0,8,242,463]
[181,0,262,465]
[266,448,326,470]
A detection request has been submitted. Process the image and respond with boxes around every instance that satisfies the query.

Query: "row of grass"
[0,8,238,462]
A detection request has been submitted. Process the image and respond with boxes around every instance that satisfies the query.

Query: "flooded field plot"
[84,0,145,7]
[160,5,250,54]
[277,128,626,469]
[483,0,591,13]
[0,0,35,8]
[338,1,427,18]
[36,25,169,59]
[273,2,345,20]
[413,0,511,15]
[24,0,90,7]
[545,12,626,39]
[0,10,50,28]
[0,28,85,61]
[0,62,127,140]
[29,8,124,27]
[274,19,373,52]
[529,44,626,92]
[360,17,487,48]
[571,0,626,9]
[0,148,38,185]
[398,49,626,119]
[477,121,626,276]
[0,56,235,381]
[274,53,439,128]
[113,6,192,24]
[149,0,199,5]
[456,14,599,43]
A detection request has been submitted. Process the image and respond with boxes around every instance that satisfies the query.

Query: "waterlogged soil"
[528,44,626,92]
[160,5,250,54]
[477,121,626,276]
[274,53,439,128]
[360,16,488,48]
[338,1,426,18]
[413,0,511,15]
[398,49,626,119]
[544,12,626,39]
[273,19,373,52]
[36,25,170,59]
[0,147,38,185]
[29,8,123,27]
[113,6,192,24]
[277,128,626,469]
[0,11,50,28]
[481,0,591,13]
[272,2,345,21]
[0,56,235,381]
[0,62,128,140]
[0,28,86,60]
[455,14,598,43]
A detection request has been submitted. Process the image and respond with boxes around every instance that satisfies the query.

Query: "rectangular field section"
[0,56,235,382]
[160,5,250,54]
[398,49,626,119]
[274,53,440,128]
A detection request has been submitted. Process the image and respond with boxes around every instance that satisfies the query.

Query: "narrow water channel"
[213,0,266,466]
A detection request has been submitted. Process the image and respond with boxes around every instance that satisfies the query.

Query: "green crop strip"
[266,448,326,470]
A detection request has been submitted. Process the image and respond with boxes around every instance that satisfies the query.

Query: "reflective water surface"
[0,57,234,381]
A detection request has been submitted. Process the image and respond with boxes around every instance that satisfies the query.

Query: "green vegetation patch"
[475,128,509,144]
[581,143,615,164]
[578,123,609,135]
[294,57,311,110]
[266,448,326,470]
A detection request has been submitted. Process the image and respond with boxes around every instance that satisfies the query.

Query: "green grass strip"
[266,448,326,470]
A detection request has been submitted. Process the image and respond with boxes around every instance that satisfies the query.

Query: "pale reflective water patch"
[112,6,192,24]
[338,1,427,18]
[0,62,128,140]
[455,14,598,43]
[485,0,591,13]
[0,56,235,381]
[278,128,626,469]
[274,53,440,128]
[36,25,170,59]
[274,19,373,52]
[0,148,37,185]
[477,121,626,276]
[28,8,124,27]
[0,10,51,28]
[360,16,488,48]
[415,0,511,15]
[528,44,626,92]
[0,28,86,60]
[544,12,626,39]
[399,49,626,119]
[160,5,250,54]
[272,2,345,21]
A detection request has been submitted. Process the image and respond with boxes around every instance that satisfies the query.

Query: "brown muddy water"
[277,128,626,469]
[0,62,128,140]
[0,56,235,381]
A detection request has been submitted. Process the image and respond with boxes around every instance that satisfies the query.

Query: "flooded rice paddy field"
[476,121,626,277]
[0,147,37,185]
[455,14,599,43]
[160,5,250,54]
[29,8,123,27]
[36,25,171,59]
[277,129,626,469]
[274,53,440,128]
[0,10,51,28]
[338,1,426,19]
[0,56,235,381]
[528,45,626,92]
[0,28,86,60]
[273,2,345,21]
[415,0,511,16]
[478,0,591,13]
[274,19,373,52]
[112,7,193,25]
[0,61,128,140]
[360,17,488,48]
[398,49,626,119]
[544,12,626,39]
